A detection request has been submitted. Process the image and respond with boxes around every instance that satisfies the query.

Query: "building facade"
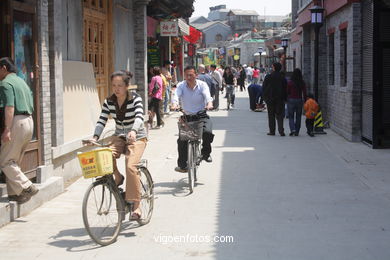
[290,0,390,147]
[0,0,194,225]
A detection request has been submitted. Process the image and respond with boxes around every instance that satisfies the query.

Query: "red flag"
[183,26,202,44]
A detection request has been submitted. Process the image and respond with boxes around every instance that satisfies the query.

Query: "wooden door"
[7,0,41,179]
[83,0,110,104]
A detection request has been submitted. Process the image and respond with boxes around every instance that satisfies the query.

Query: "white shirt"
[173,79,213,114]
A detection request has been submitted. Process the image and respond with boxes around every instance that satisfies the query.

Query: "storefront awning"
[178,19,190,36]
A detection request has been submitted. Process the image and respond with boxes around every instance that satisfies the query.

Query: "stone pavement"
[1,90,390,260]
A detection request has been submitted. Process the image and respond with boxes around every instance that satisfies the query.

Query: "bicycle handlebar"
[82,139,104,147]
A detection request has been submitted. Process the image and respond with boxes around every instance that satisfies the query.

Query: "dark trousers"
[267,101,285,134]
[213,88,220,109]
[306,118,314,134]
[239,82,246,91]
[287,98,303,134]
[177,116,214,169]
[248,87,256,110]
[148,97,163,126]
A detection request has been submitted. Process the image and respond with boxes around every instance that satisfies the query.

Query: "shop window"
[215,34,223,41]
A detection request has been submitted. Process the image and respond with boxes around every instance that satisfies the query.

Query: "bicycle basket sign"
[77,148,113,178]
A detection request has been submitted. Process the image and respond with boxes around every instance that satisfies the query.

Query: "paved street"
[1,91,390,260]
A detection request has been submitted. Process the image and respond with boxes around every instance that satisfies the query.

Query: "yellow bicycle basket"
[77,148,113,179]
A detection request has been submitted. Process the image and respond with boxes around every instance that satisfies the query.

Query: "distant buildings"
[191,5,291,67]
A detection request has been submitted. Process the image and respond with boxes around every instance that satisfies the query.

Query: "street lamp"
[310,5,325,101]
[258,47,263,68]
[281,38,289,72]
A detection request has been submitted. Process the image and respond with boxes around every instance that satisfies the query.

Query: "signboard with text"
[160,21,178,37]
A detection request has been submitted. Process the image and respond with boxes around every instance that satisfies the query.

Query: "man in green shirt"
[0,57,38,204]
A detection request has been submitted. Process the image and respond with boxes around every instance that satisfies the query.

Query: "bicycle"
[225,84,234,110]
[177,110,204,193]
[79,138,154,246]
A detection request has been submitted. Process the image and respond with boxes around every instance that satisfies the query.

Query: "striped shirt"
[94,91,147,140]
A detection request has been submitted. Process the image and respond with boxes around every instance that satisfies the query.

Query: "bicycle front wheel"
[82,180,124,246]
[227,93,231,110]
[137,167,154,225]
[188,141,195,193]
[193,141,201,182]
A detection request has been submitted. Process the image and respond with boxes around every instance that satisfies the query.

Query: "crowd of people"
[0,55,319,209]
[146,61,320,139]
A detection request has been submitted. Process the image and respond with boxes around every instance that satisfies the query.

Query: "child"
[303,93,319,137]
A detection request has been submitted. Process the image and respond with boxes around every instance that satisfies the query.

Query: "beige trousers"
[0,115,34,196]
[109,136,147,202]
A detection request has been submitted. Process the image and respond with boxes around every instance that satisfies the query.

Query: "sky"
[191,0,292,18]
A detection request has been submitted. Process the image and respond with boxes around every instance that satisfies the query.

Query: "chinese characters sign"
[160,21,178,37]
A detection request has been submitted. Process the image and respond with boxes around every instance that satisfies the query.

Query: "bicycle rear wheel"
[82,180,124,246]
[187,141,195,193]
[136,167,154,225]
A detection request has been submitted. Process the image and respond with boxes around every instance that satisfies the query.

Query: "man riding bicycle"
[172,65,214,172]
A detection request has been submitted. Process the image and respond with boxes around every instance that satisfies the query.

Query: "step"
[0,176,64,228]
[0,183,6,198]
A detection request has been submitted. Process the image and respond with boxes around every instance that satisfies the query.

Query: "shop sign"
[160,21,178,37]
[148,46,160,67]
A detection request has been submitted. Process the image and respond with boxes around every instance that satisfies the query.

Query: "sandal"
[131,209,141,220]
[130,201,141,220]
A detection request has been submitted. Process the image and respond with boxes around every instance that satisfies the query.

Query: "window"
[328,33,335,85]
[340,29,347,86]
[215,34,223,41]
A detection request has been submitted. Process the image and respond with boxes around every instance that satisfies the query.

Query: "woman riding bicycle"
[90,70,147,220]
[222,66,236,108]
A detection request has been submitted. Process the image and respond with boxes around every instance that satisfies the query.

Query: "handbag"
[151,80,160,95]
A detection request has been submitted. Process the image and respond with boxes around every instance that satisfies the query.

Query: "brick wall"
[133,0,150,111]
[49,0,64,147]
[325,3,362,141]
[37,0,52,165]
[302,24,312,93]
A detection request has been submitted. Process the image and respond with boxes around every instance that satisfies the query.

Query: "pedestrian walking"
[148,66,164,128]
[245,65,253,84]
[0,57,38,204]
[197,64,216,103]
[162,61,172,114]
[238,66,246,92]
[303,93,319,137]
[287,68,307,136]
[262,62,287,136]
[252,67,260,84]
[210,64,222,110]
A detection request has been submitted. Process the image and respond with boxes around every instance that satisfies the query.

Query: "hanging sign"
[160,21,178,37]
